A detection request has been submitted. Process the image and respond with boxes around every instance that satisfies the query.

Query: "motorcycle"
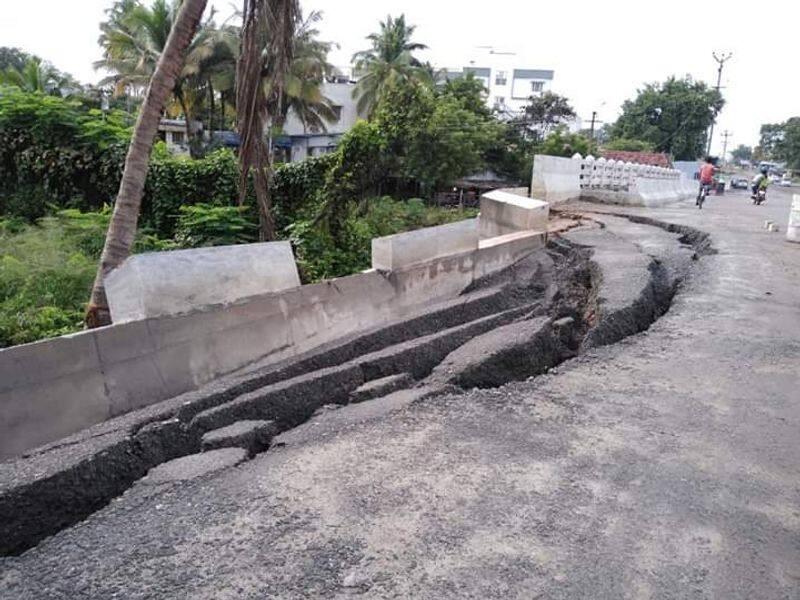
[752,188,767,205]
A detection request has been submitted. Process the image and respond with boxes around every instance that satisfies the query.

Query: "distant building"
[281,81,364,162]
[446,48,555,117]
[157,119,202,154]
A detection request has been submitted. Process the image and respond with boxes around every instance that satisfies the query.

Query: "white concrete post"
[787,194,800,244]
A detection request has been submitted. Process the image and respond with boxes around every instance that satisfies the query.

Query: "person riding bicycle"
[697,157,715,205]
[751,166,770,199]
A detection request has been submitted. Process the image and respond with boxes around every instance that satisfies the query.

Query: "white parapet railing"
[532,153,697,207]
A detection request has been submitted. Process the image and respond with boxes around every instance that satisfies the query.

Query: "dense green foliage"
[538,127,597,158]
[610,76,723,160]
[0,197,476,346]
[0,87,129,215]
[603,138,655,152]
[759,118,800,170]
[0,209,167,348]
[288,196,477,282]
[173,204,258,247]
[730,144,753,162]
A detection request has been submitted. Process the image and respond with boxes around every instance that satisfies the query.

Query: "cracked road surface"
[2,188,799,599]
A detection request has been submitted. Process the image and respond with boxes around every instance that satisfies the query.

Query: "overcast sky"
[2,0,798,155]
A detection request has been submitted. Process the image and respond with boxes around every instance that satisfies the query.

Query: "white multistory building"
[447,48,555,118]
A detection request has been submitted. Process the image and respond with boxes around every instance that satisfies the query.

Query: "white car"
[779,176,792,187]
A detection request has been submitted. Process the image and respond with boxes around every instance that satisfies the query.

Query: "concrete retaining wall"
[478,190,549,239]
[106,242,301,323]
[0,193,548,459]
[372,219,478,270]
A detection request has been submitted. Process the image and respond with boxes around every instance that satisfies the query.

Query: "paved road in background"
[2,187,799,599]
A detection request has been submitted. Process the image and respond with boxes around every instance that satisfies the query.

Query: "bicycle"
[696,182,712,209]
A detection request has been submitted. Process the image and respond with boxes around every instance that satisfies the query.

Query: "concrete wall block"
[475,231,546,280]
[105,241,301,323]
[371,219,478,270]
[479,190,549,239]
[531,154,582,204]
[1,221,548,458]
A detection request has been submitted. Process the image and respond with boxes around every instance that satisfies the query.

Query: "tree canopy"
[730,144,752,162]
[351,14,430,117]
[759,118,800,170]
[610,76,723,160]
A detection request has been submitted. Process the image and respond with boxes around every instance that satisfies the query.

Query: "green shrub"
[173,203,258,248]
[143,149,241,237]
[270,153,335,229]
[0,208,173,347]
[0,88,129,212]
[287,196,478,283]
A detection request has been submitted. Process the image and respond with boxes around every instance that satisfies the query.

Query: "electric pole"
[720,130,732,164]
[706,52,733,156]
[587,109,605,141]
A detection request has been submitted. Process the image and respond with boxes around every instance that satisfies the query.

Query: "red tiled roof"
[600,151,672,168]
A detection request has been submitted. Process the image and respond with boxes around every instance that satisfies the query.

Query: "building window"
[495,97,505,107]
[495,71,507,86]
[331,105,343,121]
[530,81,544,93]
[172,130,185,144]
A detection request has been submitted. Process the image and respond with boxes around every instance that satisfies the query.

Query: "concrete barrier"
[0,192,549,458]
[787,194,800,244]
[533,153,695,207]
[372,219,478,270]
[479,190,549,239]
[531,155,582,204]
[105,242,301,323]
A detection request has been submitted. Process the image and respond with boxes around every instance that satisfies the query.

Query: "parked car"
[730,177,749,189]
[779,175,793,187]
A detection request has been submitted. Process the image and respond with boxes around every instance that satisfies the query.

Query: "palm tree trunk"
[85,0,208,328]
[175,86,196,157]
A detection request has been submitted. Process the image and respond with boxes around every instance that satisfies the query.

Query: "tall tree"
[517,91,576,140]
[351,14,430,117]
[760,118,800,170]
[266,10,337,135]
[730,144,753,162]
[86,0,208,327]
[611,76,723,160]
[236,0,300,240]
[96,0,235,154]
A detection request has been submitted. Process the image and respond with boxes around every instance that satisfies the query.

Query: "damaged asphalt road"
[1,189,799,599]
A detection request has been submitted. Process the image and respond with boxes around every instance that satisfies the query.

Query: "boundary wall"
[532,154,696,207]
[0,190,548,458]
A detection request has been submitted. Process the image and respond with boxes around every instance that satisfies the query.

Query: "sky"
[2,0,798,156]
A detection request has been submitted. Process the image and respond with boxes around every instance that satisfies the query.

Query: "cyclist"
[751,166,770,199]
[697,157,715,205]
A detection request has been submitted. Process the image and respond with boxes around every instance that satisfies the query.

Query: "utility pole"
[706,52,733,156]
[587,110,605,141]
[720,130,732,164]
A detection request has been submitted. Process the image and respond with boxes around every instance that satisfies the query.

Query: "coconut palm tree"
[0,56,80,96]
[86,0,208,327]
[351,14,429,117]
[96,0,235,153]
[236,0,300,240]
[266,10,337,135]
